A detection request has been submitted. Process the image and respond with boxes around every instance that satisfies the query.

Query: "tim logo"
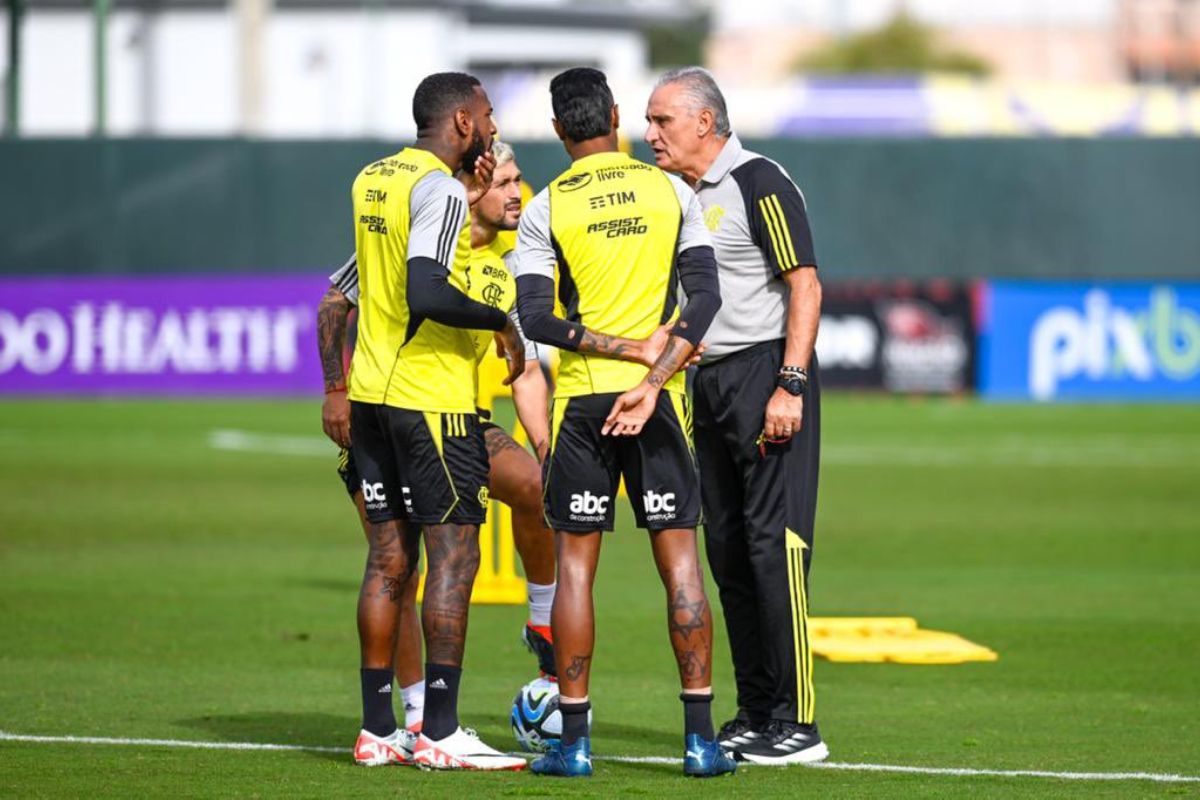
[557,172,593,192]
[401,486,413,513]
[569,491,609,518]
[362,481,388,511]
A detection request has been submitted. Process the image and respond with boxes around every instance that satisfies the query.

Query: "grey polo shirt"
[692,133,817,362]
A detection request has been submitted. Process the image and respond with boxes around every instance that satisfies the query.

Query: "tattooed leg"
[351,493,423,687]
[552,529,603,699]
[484,426,555,586]
[649,528,714,691]
[421,523,481,666]
[357,517,420,670]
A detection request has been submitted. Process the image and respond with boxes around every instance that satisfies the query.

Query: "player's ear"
[552,118,567,143]
[611,104,620,132]
[697,108,713,137]
[454,106,473,139]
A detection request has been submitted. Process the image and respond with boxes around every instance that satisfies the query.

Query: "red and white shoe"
[412,727,528,771]
[353,728,416,766]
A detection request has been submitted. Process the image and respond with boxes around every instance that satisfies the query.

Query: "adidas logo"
[429,678,448,690]
[378,684,392,694]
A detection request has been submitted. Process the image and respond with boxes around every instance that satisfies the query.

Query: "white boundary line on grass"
[2,730,1198,784]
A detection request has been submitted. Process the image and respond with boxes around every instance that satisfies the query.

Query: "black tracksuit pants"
[693,339,820,724]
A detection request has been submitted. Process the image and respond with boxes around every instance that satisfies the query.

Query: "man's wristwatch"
[776,366,808,397]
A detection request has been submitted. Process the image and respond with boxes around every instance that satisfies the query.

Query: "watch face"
[779,376,804,396]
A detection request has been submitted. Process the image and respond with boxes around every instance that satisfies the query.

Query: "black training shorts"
[349,401,490,526]
[542,391,701,532]
[336,447,361,499]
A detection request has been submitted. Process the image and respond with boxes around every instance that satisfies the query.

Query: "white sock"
[401,680,425,730]
[527,582,556,628]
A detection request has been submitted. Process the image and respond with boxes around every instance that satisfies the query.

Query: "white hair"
[491,140,516,166]
[654,66,731,137]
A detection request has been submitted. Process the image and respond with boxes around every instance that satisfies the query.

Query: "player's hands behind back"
[603,381,659,437]
[640,324,706,368]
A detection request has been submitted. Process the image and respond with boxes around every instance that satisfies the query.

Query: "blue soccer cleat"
[683,734,738,778]
[530,736,593,777]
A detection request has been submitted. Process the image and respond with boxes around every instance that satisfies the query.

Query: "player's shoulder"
[730,151,802,199]
[408,170,466,222]
[413,169,466,199]
[519,188,552,230]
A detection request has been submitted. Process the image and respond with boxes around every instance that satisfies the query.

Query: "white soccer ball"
[510,677,590,753]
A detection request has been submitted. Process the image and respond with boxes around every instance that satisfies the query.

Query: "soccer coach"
[645,67,827,765]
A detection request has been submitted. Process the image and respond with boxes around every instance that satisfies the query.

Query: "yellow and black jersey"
[512,151,710,398]
[346,147,478,413]
[464,238,539,413]
[330,233,538,414]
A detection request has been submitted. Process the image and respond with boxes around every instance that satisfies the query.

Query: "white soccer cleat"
[353,728,416,766]
[413,726,529,771]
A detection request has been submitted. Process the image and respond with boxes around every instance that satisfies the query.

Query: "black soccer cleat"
[522,623,557,679]
[738,720,829,765]
[716,716,765,760]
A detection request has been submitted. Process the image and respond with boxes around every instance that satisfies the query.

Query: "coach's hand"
[762,387,803,442]
[463,151,497,206]
[603,381,659,437]
[322,389,352,448]
[497,319,526,386]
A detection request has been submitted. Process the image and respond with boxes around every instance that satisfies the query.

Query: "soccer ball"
[511,676,590,753]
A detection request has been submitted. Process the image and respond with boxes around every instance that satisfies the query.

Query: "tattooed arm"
[514,273,667,366]
[602,335,696,437]
[318,285,354,447]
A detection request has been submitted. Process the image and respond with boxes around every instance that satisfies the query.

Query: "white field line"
[208,429,335,457]
[2,730,1197,784]
[206,428,1197,468]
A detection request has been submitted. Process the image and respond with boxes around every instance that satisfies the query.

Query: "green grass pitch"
[1,397,1198,798]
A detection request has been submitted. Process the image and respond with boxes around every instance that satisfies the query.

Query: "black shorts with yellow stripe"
[349,401,490,526]
[338,422,504,501]
[336,447,360,499]
[543,390,700,533]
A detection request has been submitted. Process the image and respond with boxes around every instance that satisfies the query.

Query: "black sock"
[560,700,591,747]
[422,663,463,741]
[681,692,714,740]
[360,668,397,737]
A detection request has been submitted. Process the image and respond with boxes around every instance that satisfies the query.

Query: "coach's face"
[644,82,702,174]
[477,160,523,232]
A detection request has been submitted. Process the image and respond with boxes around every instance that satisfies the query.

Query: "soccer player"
[333,71,526,771]
[644,67,828,765]
[514,67,735,779]
[318,142,559,737]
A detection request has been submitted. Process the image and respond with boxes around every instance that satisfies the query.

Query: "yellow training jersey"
[514,151,710,398]
[347,147,478,413]
[464,237,524,413]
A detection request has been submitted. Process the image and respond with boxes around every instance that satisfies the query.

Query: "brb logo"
[568,491,609,522]
[1028,287,1200,400]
